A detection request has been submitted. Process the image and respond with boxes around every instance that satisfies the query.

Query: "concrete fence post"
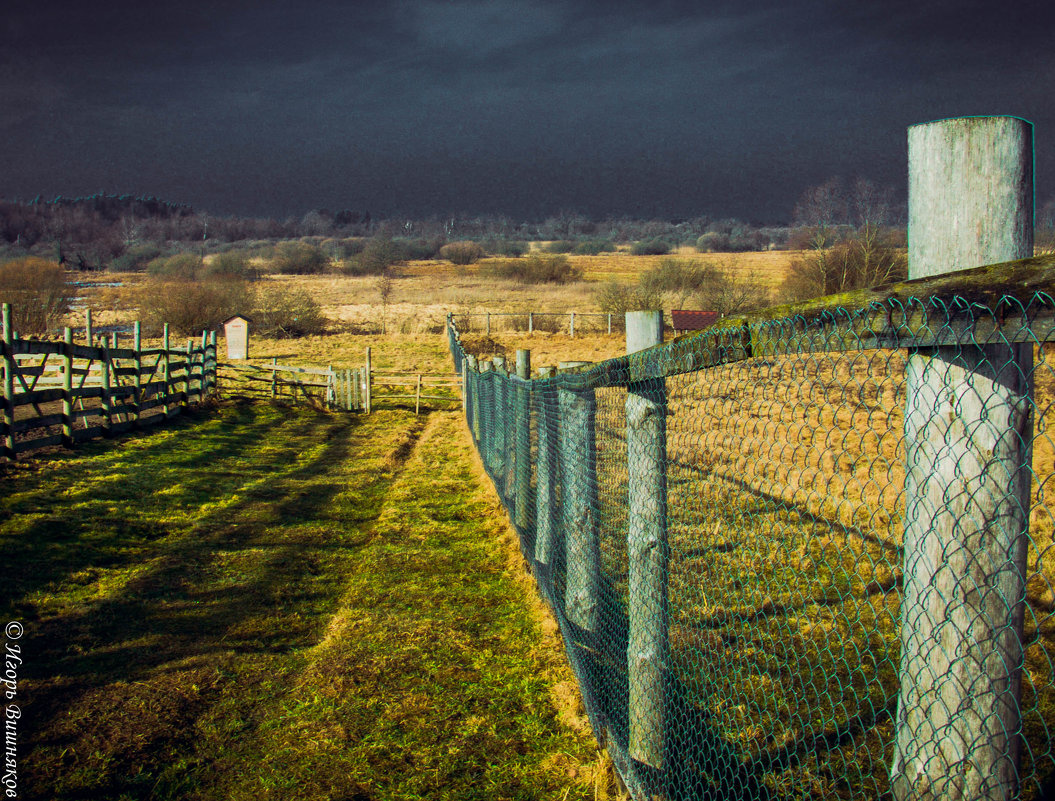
[892,115,1034,801]
[162,324,171,416]
[559,362,600,637]
[514,349,533,536]
[534,366,559,579]
[625,310,669,773]
[365,347,372,415]
[85,308,93,345]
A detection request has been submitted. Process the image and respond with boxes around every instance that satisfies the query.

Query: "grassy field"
[1,403,618,800]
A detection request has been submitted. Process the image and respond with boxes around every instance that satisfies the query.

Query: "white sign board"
[224,317,249,360]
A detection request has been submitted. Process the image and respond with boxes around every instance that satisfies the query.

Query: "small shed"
[671,310,719,336]
[223,315,252,360]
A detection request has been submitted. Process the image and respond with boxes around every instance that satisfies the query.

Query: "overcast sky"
[2,1,1054,222]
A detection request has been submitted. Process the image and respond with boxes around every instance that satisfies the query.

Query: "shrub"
[348,237,404,275]
[695,232,729,253]
[397,237,445,260]
[111,242,163,272]
[542,240,575,254]
[572,239,614,255]
[147,252,202,279]
[483,239,528,257]
[139,276,253,336]
[630,239,672,256]
[781,225,907,301]
[203,250,252,279]
[0,258,72,334]
[271,241,328,274]
[489,254,582,284]
[254,284,327,338]
[595,280,663,316]
[439,240,484,265]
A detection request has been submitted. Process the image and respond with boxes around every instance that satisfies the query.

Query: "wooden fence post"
[558,363,600,637]
[133,322,142,427]
[514,350,533,535]
[415,374,422,415]
[162,324,171,416]
[207,330,217,395]
[892,115,1034,801]
[486,312,491,336]
[569,311,575,338]
[271,357,278,399]
[185,340,193,407]
[1,304,14,459]
[345,369,352,411]
[62,327,74,447]
[365,347,372,414]
[625,310,669,772]
[100,331,113,434]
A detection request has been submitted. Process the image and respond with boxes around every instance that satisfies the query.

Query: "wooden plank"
[10,340,60,356]
[13,413,64,433]
[13,388,64,405]
[72,425,104,443]
[14,432,64,452]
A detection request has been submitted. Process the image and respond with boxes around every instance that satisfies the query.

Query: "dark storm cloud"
[2,1,1054,220]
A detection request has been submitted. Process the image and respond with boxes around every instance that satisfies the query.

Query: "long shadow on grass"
[0,401,337,612]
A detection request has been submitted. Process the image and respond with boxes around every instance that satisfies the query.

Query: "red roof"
[671,310,719,331]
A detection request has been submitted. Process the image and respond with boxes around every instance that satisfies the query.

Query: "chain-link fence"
[447,293,1055,800]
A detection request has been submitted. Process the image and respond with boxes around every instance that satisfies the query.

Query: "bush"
[254,284,327,338]
[111,242,163,272]
[396,237,445,260]
[542,240,575,254]
[781,225,907,301]
[0,258,72,334]
[348,237,405,275]
[139,276,253,336]
[572,239,614,255]
[595,280,663,316]
[483,239,528,258]
[271,241,328,274]
[489,254,582,284]
[147,252,203,279]
[695,232,729,253]
[439,240,484,265]
[630,239,672,256]
[203,250,252,279]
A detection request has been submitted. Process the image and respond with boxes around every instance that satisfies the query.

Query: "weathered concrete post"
[1,304,14,459]
[514,349,533,536]
[534,366,559,583]
[559,361,600,636]
[625,310,668,773]
[492,354,509,495]
[85,307,93,345]
[892,116,1034,801]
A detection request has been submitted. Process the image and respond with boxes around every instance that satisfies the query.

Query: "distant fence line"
[1,303,217,460]
[454,311,617,336]
[444,116,1055,800]
[219,348,460,415]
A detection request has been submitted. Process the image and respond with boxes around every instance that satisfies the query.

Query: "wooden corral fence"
[220,347,460,415]
[1,304,217,460]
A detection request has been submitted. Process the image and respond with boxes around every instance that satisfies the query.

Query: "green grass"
[1,403,606,800]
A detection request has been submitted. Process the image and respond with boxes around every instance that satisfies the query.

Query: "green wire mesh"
[448,294,1055,801]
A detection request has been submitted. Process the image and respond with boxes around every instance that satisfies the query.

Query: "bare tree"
[376,269,393,334]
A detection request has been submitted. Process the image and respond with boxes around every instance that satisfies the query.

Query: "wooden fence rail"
[1,304,217,460]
